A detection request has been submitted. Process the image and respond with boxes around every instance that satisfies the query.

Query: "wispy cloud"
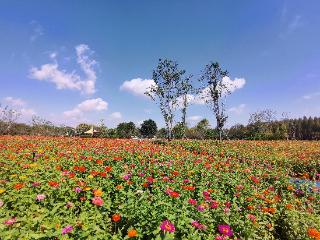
[4,97,26,107]
[302,92,320,100]
[228,104,246,114]
[29,44,97,95]
[30,21,44,42]
[279,14,303,38]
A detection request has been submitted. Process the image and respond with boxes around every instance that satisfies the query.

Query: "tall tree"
[146,58,186,140]
[178,75,193,136]
[198,62,229,141]
[116,122,136,138]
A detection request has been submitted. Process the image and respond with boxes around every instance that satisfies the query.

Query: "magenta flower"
[211,200,219,209]
[36,194,46,201]
[218,224,233,237]
[92,196,104,206]
[74,187,82,193]
[197,205,205,212]
[4,217,16,225]
[62,225,73,235]
[160,220,175,233]
[188,198,197,205]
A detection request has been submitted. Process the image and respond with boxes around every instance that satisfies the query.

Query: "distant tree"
[75,123,91,136]
[140,119,157,138]
[248,109,276,139]
[156,128,167,139]
[195,118,210,139]
[198,62,229,141]
[97,119,108,138]
[172,122,186,139]
[146,58,187,140]
[31,116,56,136]
[116,122,136,138]
[0,104,21,135]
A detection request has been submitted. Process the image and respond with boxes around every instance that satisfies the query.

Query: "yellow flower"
[0,189,6,194]
[87,175,94,179]
[83,187,91,191]
[19,176,27,179]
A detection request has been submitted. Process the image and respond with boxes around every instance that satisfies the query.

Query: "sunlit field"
[0,136,319,239]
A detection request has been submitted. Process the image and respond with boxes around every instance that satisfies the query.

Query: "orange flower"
[287,185,294,191]
[128,229,138,238]
[116,185,123,190]
[14,183,24,190]
[308,228,320,239]
[112,214,121,222]
[94,189,103,197]
[285,204,293,210]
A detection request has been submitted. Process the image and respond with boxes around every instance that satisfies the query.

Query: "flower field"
[0,136,319,239]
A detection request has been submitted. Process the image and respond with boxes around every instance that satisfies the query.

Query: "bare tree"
[198,62,229,141]
[146,58,186,140]
[0,103,21,135]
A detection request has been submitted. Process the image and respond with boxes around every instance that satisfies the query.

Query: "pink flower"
[4,217,16,225]
[92,196,104,206]
[218,224,233,237]
[215,236,225,240]
[191,220,207,230]
[32,182,41,187]
[183,179,190,183]
[0,200,4,208]
[36,194,46,201]
[197,205,205,212]
[61,225,73,235]
[123,174,131,180]
[160,220,175,233]
[188,198,197,205]
[74,187,82,193]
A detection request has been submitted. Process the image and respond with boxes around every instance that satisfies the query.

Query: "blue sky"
[1,0,319,128]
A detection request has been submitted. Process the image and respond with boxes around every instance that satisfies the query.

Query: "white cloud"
[63,98,108,119]
[4,97,26,107]
[29,44,97,95]
[20,108,36,116]
[303,92,320,100]
[190,76,246,105]
[120,78,155,98]
[109,112,122,120]
[228,104,246,114]
[187,115,202,122]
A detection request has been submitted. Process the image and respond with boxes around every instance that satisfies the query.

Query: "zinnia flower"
[160,220,175,233]
[36,194,46,201]
[218,224,233,237]
[61,225,73,235]
[128,229,138,238]
[308,228,320,239]
[92,196,104,206]
[188,198,197,205]
[75,187,82,193]
[4,217,16,225]
[0,199,4,208]
[112,214,121,222]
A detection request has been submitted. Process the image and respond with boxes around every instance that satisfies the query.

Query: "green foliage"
[140,119,157,138]
[116,122,136,138]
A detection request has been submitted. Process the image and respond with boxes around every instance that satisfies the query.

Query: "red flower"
[48,181,60,188]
